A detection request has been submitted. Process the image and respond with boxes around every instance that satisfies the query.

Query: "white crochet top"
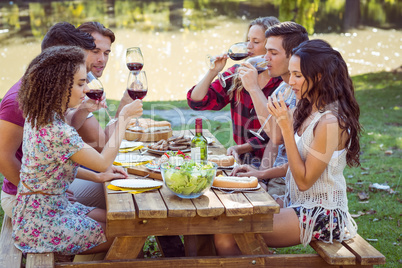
[284,110,357,246]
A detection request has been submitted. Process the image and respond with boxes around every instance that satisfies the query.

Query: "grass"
[0,71,400,266]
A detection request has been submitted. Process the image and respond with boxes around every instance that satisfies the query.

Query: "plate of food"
[208,155,236,169]
[120,140,143,149]
[185,135,214,145]
[212,176,260,191]
[145,162,161,173]
[147,135,192,153]
[111,179,163,189]
[147,148,191,156]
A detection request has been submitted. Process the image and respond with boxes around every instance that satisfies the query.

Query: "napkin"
[119,145,144,153]
[113,160,152,167]
[107,184,160,194]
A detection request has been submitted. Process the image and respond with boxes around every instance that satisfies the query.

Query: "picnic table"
[103,129,281,266]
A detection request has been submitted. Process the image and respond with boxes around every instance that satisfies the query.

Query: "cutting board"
[125,129,172,142]
[127,166,223,181]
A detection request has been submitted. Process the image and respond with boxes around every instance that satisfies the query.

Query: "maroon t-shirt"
[0,79,24,195]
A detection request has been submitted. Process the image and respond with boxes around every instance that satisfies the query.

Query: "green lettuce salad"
[162,161,216,196]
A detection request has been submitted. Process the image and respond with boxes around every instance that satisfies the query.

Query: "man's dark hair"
[41,22,96,51]
[77,22,115,44]
[265,21,309,58]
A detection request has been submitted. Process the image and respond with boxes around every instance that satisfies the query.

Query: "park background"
[0,0,401,266]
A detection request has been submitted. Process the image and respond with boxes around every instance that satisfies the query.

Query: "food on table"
[208,155,235,167]
[160,160,217,198]
[127,118,171,133]
[213,176,258,188]
[148,135,191,151]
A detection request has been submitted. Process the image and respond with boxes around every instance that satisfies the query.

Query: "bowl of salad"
[160,159,218,199]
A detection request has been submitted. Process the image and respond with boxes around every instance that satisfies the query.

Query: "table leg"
[104,236,147,260]
[233,233,273,255]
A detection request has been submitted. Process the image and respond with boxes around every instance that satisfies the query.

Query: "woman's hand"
[95,165,129,183]
[120,99,143,122]
[211,53,229,73]
[267,92,293,131]
[238,62,259,92]
[80,94,108,113]
[227,145,241,163]
[230,164,262,179]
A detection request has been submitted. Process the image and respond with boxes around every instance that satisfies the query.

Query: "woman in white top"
[215,39,361,254]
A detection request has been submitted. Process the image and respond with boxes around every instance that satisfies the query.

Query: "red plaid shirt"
[187,65,282,160]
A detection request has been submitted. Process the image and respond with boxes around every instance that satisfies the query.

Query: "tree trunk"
[343,0,360,31]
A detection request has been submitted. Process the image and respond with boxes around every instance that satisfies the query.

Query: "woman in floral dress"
[12,46,143,256]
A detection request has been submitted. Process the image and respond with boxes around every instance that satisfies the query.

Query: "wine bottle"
[191,118,208,163]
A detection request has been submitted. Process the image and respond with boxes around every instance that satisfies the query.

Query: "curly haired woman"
[12,46,142,256]
[215,39,361,254]
[187,17,282,166]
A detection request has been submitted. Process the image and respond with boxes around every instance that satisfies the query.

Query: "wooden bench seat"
[0,214,54,268]
[310,234,386,266]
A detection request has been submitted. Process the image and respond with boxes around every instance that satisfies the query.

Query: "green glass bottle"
[191,118,208,163]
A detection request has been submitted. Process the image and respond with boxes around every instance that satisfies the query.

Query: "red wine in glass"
[126,62,144,72]
[86,89,103,101]
[228,52,251,61]
[128,89,147,100]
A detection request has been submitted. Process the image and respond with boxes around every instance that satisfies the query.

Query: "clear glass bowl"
[160,160,218,199]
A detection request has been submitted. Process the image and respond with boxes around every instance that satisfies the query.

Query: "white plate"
[212,184,261,192]
[120,140,143,149]
[111,179,163,189]
[217,162,238,169]
[114,153,155,164]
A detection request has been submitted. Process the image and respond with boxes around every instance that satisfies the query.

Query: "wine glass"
[127,71,148,131]
[206,42,250,69]
[249,85,295,140]
[218,55,268,88]
[86,72,117,126]
[126,47,144,74]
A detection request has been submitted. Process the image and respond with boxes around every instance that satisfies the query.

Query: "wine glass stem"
[257,114,272,134]
[224,73,237,80]
[104,108,113,122]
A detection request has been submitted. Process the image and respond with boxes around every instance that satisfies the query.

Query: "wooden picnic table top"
[104,129,280,262]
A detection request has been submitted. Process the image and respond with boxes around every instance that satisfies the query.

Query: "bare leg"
[214,208,301,255]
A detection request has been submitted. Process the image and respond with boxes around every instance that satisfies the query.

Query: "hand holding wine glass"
[206,42,250,70]
[249,85,295,141]
[86,72,117,126]
[218,55,268,88]
[126,47,144,74]
[127,71,148,130]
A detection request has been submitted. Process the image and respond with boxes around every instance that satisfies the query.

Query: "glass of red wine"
[126,47,144,75]
[218,55,268,87]
[86,72,117,126]
[249,85,294,140]
[206,42,249,69]
[127,71,148,131]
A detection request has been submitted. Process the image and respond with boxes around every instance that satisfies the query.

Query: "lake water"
[0,1,401,101]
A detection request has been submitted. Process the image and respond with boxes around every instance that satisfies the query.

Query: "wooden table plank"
[106,182,136,221]
[107,214,273,237]
[213,189,254,217]
[191,189,225,217]
[134,188,167,218]
[105,236,147,260]
[243,189,280,214]
[159,184,197,218]
[341,234,386,265]
[233,233,272,255]
[310,240,356,265]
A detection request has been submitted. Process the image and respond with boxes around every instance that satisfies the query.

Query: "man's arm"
[0,120,23,187]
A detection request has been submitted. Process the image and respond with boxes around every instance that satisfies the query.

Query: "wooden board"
[125,129,172,142]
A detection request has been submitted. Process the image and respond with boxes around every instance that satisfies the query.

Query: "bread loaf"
[213,176,258,188]
[208,155,235,167]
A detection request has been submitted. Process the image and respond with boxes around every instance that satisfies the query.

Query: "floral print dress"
[12,117,106,255]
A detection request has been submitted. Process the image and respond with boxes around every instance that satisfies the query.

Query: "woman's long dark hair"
[292,39,361,167]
